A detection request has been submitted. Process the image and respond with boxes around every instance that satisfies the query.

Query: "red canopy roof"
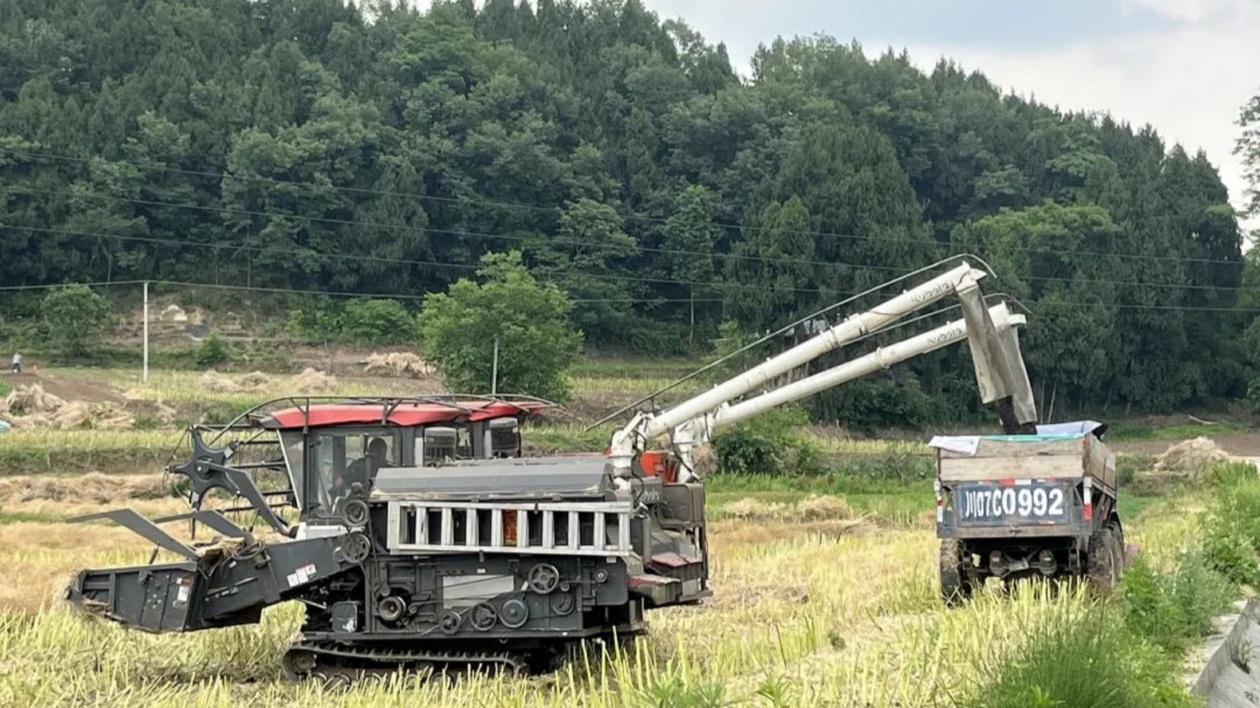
[263,400,547,430]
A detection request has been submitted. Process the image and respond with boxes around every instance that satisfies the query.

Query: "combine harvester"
[63,258,1043,680]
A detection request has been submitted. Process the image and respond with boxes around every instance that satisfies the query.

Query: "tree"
[528,199,637,344]
[662,184,719,341]
[39,284,112,357]
[418,250,581,401]
[723,196,815,333]
[1237,87,1260,227]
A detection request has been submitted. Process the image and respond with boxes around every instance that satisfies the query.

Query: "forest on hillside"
[0,0,1255,423]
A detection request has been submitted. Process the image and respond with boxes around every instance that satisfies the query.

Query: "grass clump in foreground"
[962,596,1196,708]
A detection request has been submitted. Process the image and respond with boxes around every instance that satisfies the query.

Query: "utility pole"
[491,337,500,395]
[142,281,150,383]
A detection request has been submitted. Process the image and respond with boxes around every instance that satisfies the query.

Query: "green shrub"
[0,380,10,397]
[342,298,416,344]
[808,375,938,433]
[1123,551,1234,653]
[1202,475,1260,586]
[1204,461,1259,487]
[419,251,582,402]
[711,405,822,476]
[195,333,232,368]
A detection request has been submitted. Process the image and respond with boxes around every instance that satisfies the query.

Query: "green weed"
[961,600,1196,708]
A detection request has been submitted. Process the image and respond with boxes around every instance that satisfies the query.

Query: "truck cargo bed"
[931,430,1115,490]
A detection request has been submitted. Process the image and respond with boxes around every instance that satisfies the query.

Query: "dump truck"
[63,257,1041,681]
[931,420,1122,603]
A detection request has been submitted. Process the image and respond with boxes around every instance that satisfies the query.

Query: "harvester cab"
[158,395,552,539]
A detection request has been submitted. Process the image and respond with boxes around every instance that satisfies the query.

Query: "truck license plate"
[956,482,1067,523]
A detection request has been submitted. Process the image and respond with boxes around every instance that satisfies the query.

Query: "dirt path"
[0,371,125,403]
[1109,433,1260,458]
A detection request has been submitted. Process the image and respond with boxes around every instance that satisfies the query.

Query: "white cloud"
[888,10,1260,233]
[1119,0,1243,22]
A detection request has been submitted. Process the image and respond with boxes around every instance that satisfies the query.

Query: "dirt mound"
[1154,437,1232,478]
[0,473,170,505]
[0,384,133,430]
[364,352,435,379]
[294,367,336,393]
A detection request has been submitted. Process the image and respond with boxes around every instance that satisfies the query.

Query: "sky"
[644,0,1260,234]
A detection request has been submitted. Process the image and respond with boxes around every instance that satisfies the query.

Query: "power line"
[2,146,1248,268]
[0,277,723,304]
[2,222,849,296]
[17,185,914,275]
[17,184,1250,294]
[4,272,1259,316]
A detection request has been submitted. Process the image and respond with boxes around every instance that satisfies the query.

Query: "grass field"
[1,362,1253,705]
[0,481,1208,707]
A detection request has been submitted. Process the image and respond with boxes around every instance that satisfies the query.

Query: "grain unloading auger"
[61,259,1038,681]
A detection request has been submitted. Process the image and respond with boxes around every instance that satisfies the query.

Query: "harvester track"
[280,640,531,683]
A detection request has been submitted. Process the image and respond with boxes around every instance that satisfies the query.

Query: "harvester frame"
[63,256,1047,681]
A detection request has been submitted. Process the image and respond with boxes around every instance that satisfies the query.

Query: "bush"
[39,284,112,357]
[1246,377,1260,414]
[342,298,416,344]
[195,333,232,368]
[711,405,823,476]
[284,297,415,345]
[1122,551,1234,653]
[1201,473,1260,587]
[809,375,938,433]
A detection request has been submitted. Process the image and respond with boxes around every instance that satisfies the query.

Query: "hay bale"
[2,383,65,416]
[799,495,854,521]
[6,413,52,429]
[240,371,271,390]
[294,367,336,393]
[364,352,435,379]
[691,444,718,477]
[160,303,188,323]
[1154,437,1231,479]
[199,370,239,393]
[721,497,791,521]
[51,401,90,430]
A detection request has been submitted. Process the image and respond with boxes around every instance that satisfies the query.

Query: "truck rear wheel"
[940,539,972,607]
[1086,527,1118,594]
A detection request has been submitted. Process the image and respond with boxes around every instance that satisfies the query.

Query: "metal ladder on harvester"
[384,500,635,556]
